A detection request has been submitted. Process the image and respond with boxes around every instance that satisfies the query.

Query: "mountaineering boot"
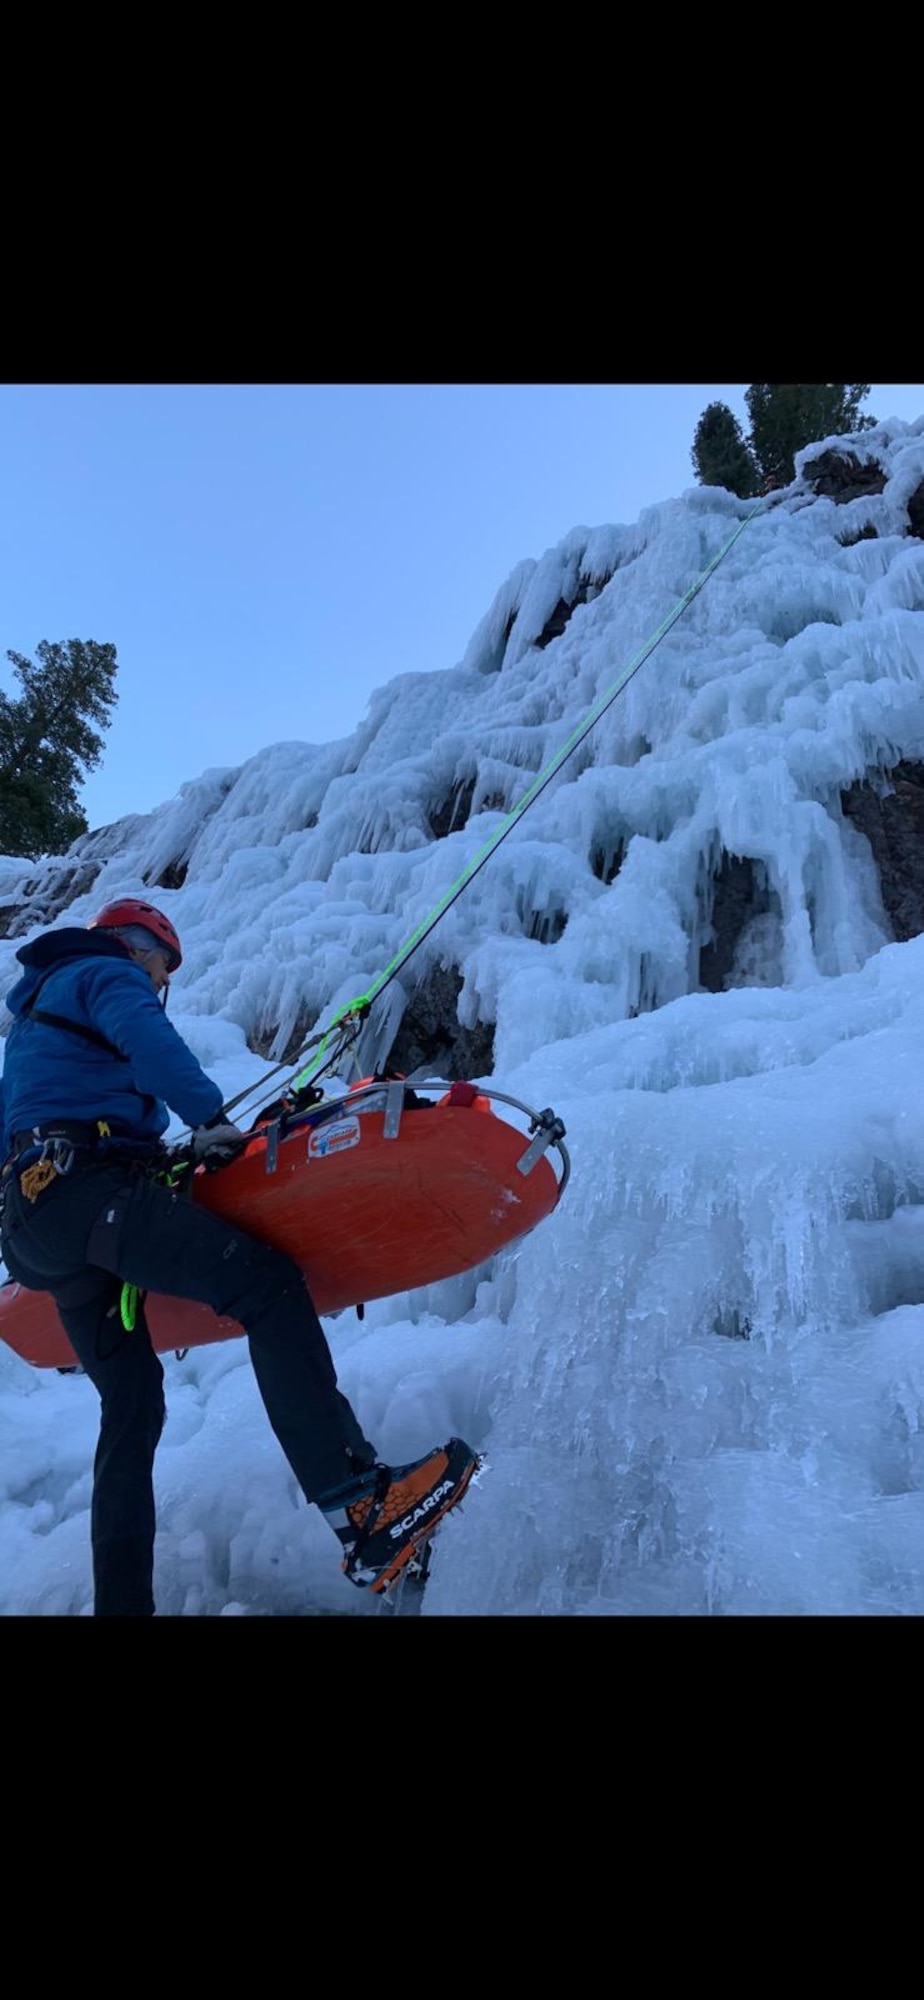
[320,1437,480,1593]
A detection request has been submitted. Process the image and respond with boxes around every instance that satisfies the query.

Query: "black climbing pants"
[1,1160,375,1615]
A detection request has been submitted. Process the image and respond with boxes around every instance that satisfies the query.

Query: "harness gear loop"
[20,1158,58,1203]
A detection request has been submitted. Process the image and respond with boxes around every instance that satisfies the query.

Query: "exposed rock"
[535,597,575,650]
[428,775,512,839]
[0,859,104,939]
[807,448,924,542]
[713,1307,752,1340]
[804,449,887,503]
[590,838,625,886]
[908,480,924,541]
[526,905,567,945]
[699,853,774,992]
[0,904,28,941]
[428,775,476,840]
[146,857,188,891]
[841,761,924,941]
[837,524,879,547]
[248,1005,316,1066]
[534,571,613,652]
[0,817,152,943]
[386,962,495,1081]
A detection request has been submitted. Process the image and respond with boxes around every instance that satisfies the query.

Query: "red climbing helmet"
[89,897,183,972]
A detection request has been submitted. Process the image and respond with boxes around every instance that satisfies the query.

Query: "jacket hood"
[6,927,132,1016]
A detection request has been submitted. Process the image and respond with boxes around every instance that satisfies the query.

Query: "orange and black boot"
[321,1438,480,1593]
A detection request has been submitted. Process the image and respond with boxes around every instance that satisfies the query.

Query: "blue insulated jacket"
[0,928,224,1155]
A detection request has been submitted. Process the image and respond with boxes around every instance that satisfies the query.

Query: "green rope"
[120,1282,138,1332]
[292,499,766,1088]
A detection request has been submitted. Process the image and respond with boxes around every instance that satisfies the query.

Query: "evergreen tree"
[691,402,761,497]
[744,384,875,485]
[0,639,118,858]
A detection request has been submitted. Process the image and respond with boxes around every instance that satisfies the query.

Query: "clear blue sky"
[2,383,921,830]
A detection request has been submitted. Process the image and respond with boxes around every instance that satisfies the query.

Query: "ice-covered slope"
[4,416,924,1616]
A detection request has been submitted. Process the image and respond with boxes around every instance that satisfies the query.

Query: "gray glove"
[190,1119,249,1165]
